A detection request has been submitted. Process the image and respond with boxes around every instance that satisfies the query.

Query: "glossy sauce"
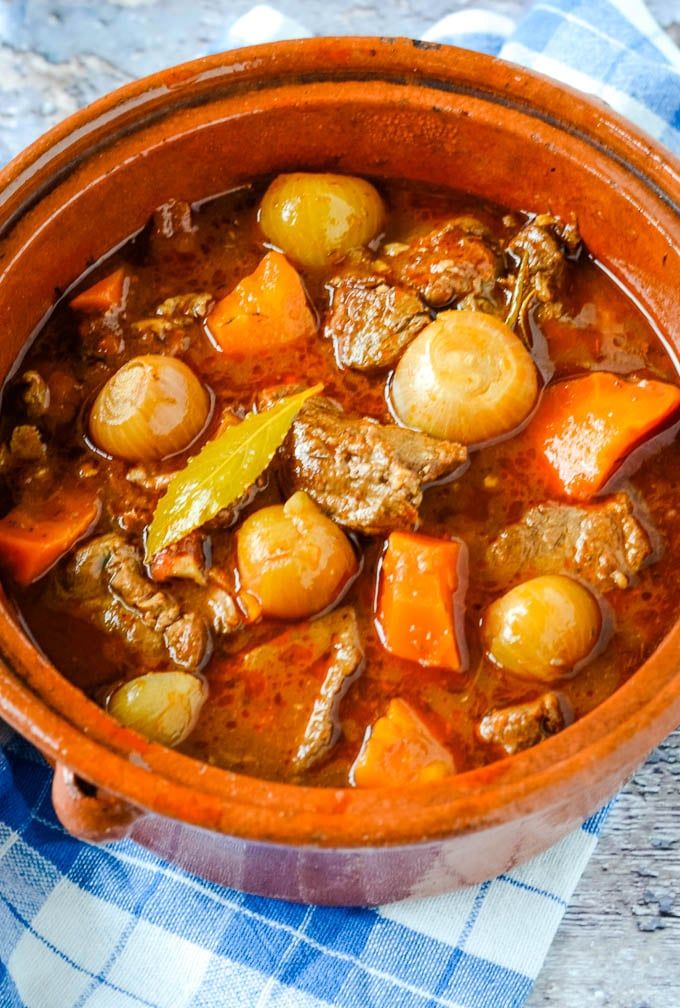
[4,179,680,786]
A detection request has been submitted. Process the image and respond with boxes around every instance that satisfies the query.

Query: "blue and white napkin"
[1,2,679,1006]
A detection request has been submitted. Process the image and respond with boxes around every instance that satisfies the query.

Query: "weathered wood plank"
[528,728,680,1007]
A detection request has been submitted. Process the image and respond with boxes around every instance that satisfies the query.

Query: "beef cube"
[506,214,580,305]
[148,532,208,586]
[291,608,364,772]
[164,612,210,670]
[155,292,213,320]
[390,218,500,307]
[131,292,214,344]
[64,534,209,669]
[479,692,571,755]
[486,492,653,592]
[281,396,467,534]
[325,275,430,371]
[126,465,176,493]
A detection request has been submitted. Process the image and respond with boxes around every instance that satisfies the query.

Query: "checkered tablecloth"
[1,1,679,1006]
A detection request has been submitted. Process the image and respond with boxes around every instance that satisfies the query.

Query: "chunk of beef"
[506,214,580,306]
[126,466,176,494]
[291,607,363,772]
[132,292,213,342]
[65,534,209,668]
[281,396,467,534]
[164,612,210,670]
[325,275,430,371]
[202,567,261,636]
[156,292,213,320]
[204,583,241,634]
[390,218,501,308]
[479,692,571,755]
[486,492,653,592]
[148,532,208,586]
[186,607,363,778]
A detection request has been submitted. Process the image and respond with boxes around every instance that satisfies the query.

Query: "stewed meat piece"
[148,531,208,586]
[186,607,363,777]
[390,218,501,308]
[506,214,580,305]
[281,396,467,534]
[486,492,653,592]
[479,692,571,755]
[325,275,430,370]
[64,533,209,669]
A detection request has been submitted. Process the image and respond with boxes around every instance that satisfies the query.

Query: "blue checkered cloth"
[1,2,678,1006]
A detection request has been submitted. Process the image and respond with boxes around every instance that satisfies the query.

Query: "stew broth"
[2,178,679,786]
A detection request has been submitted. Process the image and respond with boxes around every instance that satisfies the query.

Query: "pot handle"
[52,763,142,842]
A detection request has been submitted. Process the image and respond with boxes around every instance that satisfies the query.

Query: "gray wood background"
[0,1,678,1004]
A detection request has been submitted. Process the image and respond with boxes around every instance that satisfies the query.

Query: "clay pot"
[0,38,678,905]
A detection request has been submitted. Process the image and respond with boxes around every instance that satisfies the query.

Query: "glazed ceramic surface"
[0,38,679,904]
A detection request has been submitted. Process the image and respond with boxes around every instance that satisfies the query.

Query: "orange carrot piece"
[0,489,101,586]
[69,268,126,314]
[376,531,467,671]
[527,371,680,499]
[351,698,455,787]
[206,251,316,357]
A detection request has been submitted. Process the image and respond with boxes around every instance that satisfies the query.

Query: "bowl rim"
[0,35,679,848]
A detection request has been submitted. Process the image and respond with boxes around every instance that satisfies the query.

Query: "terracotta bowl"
[0,38,679,906]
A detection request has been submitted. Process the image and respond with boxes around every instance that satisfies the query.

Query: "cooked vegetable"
[146,384,322,559]
[70,268,126,314]
[258,173,385,269]
[237,491,357,619]
[391,310,538,444]
[0,488,100,586]
[376,531,467,671]
[89,355,209,462]
[525,371,680,499]
[351,698,454,787]
[483,574,601,681]
[108,671,206,746]
[206,251,316,357]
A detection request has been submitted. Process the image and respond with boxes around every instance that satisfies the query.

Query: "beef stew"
[1,173,679,788]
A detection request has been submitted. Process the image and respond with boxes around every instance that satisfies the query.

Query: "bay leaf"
[146,384,323,559]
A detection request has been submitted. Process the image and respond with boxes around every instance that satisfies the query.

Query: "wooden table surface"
[1,1,678,1004]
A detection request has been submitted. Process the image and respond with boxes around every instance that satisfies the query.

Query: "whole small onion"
[483,574,602,682]
[258,172,385,269]
[390,310,538,445]
[237,490,358,619]
[108,671,206,747]
[89,355,209,461]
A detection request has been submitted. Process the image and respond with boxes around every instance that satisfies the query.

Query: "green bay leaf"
[146,383,323,559]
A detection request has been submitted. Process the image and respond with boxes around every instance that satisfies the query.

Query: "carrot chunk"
[376,531,467,671]
[206,251,316,357]
[69,268,126,314]
[527,371,680,499]
[351,698,455,787]
[0,489,101,586]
